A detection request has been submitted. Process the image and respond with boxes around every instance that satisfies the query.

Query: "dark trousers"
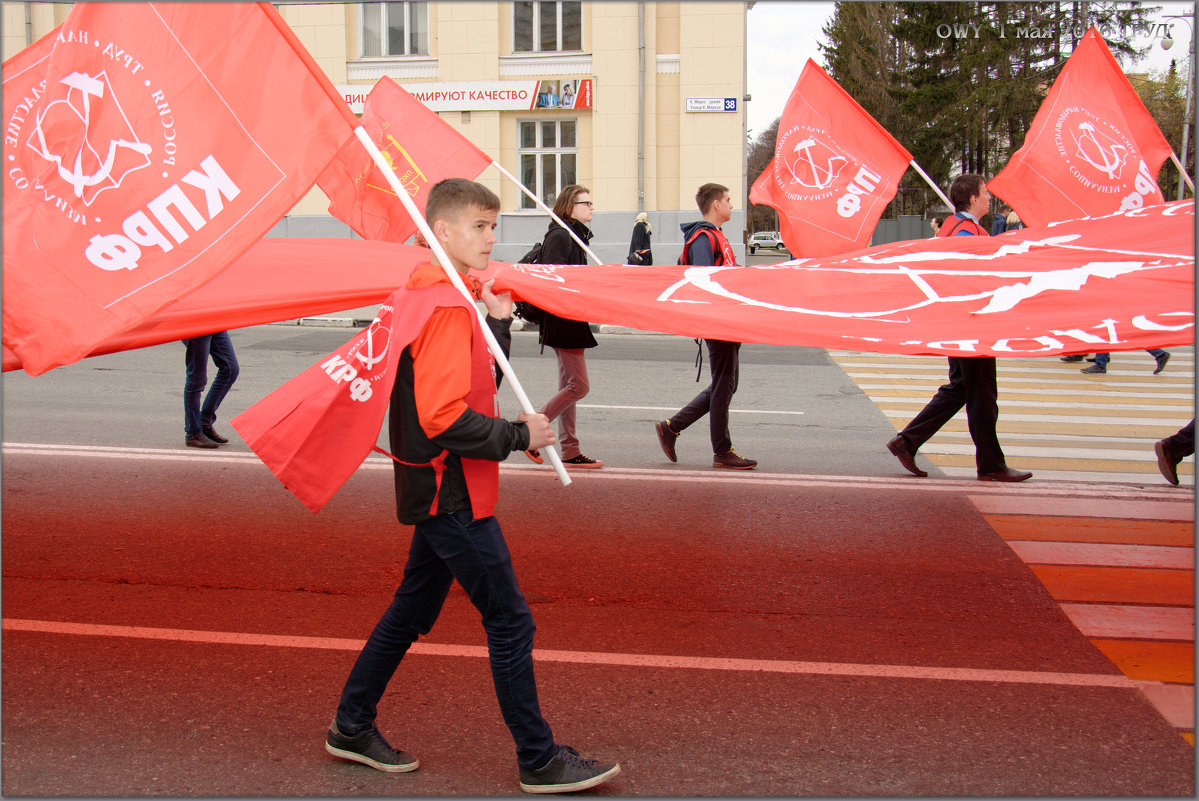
[1165,420,1195,458]
[334,511,556,770]
[899,356,1005,474]
[670,339,740,454]
[183,331,239,438]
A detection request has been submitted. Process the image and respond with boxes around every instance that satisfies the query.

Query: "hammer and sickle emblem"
[1072,121,1128,180]
[785,137,847,190]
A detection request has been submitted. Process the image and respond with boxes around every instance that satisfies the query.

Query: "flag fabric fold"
[230,282,473,513]
[749,59,912,258]
[317,76,494,243]
[2,1,354,375]
[989,28,1174,228]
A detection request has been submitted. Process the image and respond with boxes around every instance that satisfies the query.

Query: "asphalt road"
[2,325,1193,796]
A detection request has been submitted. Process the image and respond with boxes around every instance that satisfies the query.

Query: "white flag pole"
[1169,152,1195,191]
[909,160,953,209]
[488,160,603,265]
[351,126,571,486]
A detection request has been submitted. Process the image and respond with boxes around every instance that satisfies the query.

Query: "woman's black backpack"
[512,242,547,325]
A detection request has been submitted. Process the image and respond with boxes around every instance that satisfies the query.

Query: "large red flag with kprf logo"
[749,59,912,258]
[318,77,494,243]
[989,28,1173,228]
[2,2,354,375]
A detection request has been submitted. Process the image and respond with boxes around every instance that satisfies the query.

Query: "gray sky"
[746,1,1196,139]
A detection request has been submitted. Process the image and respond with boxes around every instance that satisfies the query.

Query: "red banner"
[480,201,1194,357]
[318,77,493,243]
[2,2,354,375]
[4,202,1191,373]
[989,28,1174,228]
[749,59,912,258]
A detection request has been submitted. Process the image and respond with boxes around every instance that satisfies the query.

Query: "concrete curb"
[274,316,665,336]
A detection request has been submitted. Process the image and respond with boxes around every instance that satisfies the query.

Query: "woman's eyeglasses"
[574,200,594,208]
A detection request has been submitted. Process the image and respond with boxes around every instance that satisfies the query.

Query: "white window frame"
[512,1,583,54]
[359,2,428,58]
[518,119,578,209]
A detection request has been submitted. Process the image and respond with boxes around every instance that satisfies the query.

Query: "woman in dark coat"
[533,184,603,468]
[627,212,652,264]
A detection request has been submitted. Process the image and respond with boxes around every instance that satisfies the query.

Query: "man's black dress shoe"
[202,425,229,444]
[186,433,220,449]
[886,434,927,477]
[978,466,1033,482]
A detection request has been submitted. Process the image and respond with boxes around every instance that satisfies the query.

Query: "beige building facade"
[3,1,748,261]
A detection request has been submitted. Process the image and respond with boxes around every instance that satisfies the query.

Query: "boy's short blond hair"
[425,178,500,225]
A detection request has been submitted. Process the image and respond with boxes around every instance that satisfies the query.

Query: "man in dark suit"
[885,174,1032,483]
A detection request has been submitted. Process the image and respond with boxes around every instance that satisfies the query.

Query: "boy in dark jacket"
[325,178,620,794]
[655,182,757,470]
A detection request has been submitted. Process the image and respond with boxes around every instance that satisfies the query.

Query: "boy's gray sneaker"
[519,745,620,794]
[325,722,419,773]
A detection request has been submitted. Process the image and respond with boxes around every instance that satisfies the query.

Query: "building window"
[519,119,577,209]
[360,2,428,57]
[513,1,582,53]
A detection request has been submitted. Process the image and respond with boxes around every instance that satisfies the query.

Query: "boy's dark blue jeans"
[334,510,556,770]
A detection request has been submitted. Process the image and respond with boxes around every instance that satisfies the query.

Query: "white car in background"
[748,231,787,255]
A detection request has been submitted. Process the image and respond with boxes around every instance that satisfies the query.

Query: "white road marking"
[2,618,1137,690]
[1,442,1190,502]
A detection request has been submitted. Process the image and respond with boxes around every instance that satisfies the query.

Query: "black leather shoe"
[186,434,220,449]
[886,434,927,477]
[1154,352,1170,375]
[978,466,1033,482]
[202,425,229,444]
[1155,440,1180,485]
[1059,354,1085,362]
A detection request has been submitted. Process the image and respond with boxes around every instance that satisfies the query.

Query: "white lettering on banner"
[1118,159,1159,211]
[320,353,374,402]
[100,42,144,75]
[836,166,882,218]
[83,155,240,271]
[889,310,1193,354]
[5,80,46,148]
[1132,312,1194,332]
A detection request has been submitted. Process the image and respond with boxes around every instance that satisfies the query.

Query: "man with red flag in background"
[885,174,1033,483]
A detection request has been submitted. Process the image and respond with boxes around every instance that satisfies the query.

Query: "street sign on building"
[685,97,737,112]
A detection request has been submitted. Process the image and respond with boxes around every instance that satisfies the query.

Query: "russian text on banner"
[749,59,912,258]
[2,2,354,375]
[989,28,1174,228]
[318,77,494,243]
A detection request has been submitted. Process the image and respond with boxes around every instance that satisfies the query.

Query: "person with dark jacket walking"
[531,184,603,468]
[627,212,652,264]
[654,182,757,470]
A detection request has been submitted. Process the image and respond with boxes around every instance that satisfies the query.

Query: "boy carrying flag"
[325,179,620,794]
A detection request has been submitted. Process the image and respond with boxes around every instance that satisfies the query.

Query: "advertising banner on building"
[340,79,593,113]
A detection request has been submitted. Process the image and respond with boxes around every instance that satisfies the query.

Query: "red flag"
[2,2,354,375]
[989,28,1174,228]
[230,282,473,513]
[317,77,494,242]
[749,59,912,257]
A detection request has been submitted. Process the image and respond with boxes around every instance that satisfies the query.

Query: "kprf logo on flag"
[989,28,1173,227]
[750,59,911,258]
[2,2,353,375]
